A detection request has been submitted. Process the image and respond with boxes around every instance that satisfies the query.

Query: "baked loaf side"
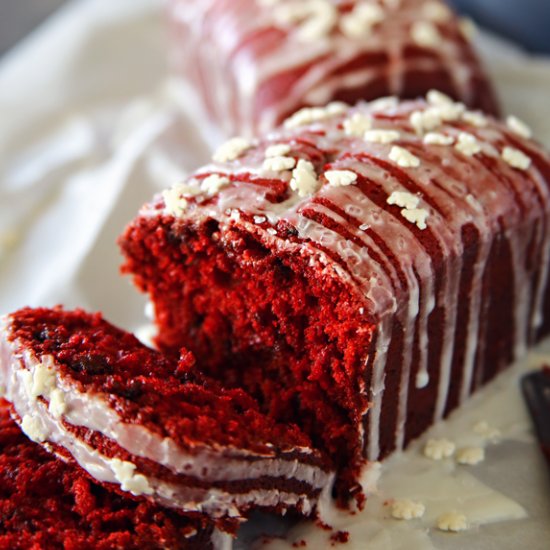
[0,307,332,525]
[120,95,550,501]
[0,398,222,550]
[169,0,498,136]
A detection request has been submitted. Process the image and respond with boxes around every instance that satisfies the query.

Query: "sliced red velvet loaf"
[0,307,332,526]
[120,94,550,501]
[0,399,222,550]
[169,0,498,135]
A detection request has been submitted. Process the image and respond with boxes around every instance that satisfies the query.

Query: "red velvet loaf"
[0,307,332,530]
[0,398,219,550]
[120,94,550,501]
[169,0,498,136]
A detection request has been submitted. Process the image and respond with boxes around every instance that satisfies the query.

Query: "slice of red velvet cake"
[0,307,333,527]
[0,399,221,550]
[120,93,550,502]
[169,0,498,136]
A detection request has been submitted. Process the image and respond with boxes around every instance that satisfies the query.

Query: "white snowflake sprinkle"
[411,21,442,48]
[455,132,482,156]
[387,191,420,210]
[473,421,501,442]
[364,129,401,144]
[506,115,532,139]
[422,1,452,22]
[262,156,297,172]
[423,132,454,146]
[213,137,251,163]
[325,170,358,187]
[201,174,230,196]
[389,146,421,168]
[424,438,455,460]
[284,104,342,129]
[427,90,454,107]
[295,2,337,42]
[340,3,385,38]
[462,111,488,128]
[456,447,485,465]
[401,208,429,230]
[437,512,469,532]
[290,159,320,197]
[369,96,399,112]
[502,147,531,170]
[391,499,426,520]
[344,112,373,137]
[265,143,292,158]
[460,17,477,39]
[410,109,442,134]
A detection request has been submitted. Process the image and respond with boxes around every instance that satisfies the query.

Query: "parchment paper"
[0,1,549,548]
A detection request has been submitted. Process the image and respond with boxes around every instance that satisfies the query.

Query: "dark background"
[0,0,549,57]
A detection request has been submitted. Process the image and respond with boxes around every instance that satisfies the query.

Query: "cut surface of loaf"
[0,307,332,527]
[0,398,222,550]
[169,0,498,135]
[120,94,550,501]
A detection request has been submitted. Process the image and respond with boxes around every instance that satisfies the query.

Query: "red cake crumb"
[330,530,350,545]
[0,400,214,550]
[292,540,307,547]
